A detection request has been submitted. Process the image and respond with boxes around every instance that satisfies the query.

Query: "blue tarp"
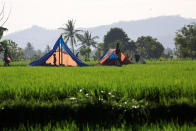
[99,52,107,60]
[108,54,118,60]
[61,38,88,67]
[100,51,118,61]
[29,36,88,67]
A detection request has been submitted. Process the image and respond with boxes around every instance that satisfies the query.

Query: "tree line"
[96,23,196,60]
[59,20,165,61]
[1,20,196,62]
[0,40,52,61]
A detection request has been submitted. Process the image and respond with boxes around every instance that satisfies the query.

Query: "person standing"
[53,54,57,66]
[135,53,140,63]
[116,43,122,65]
[4,48,11,66]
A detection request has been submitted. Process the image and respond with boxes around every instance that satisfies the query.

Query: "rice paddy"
[0,60,196,130]
[3,121,196,131]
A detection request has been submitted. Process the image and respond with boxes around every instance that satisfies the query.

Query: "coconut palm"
[59,20,82,54]
[77,30,99,49]
[0,27,7,40]
[77,31,99,60]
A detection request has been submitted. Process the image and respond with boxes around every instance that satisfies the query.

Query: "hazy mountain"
[3,15,196,50]
[86,15,196,49]
[3,25,62,50]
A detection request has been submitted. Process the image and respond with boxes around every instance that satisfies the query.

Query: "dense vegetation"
[1,22,196,63]
[0,60,195,130]
[1,60,195,105]
[175,23,196,59]
[3,121,196,131]
[136,36,164,59]
[103,28,165,59]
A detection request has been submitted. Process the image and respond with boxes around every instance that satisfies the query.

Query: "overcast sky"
[1,0,196,34]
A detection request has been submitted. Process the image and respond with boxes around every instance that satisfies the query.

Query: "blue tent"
[29,36,88,67]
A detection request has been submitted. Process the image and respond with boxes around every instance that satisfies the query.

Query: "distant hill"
[3,15,196,50]
[3,26,62,50]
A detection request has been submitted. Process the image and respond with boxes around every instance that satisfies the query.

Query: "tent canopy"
[29,36,88,67]
[98,49,132,65]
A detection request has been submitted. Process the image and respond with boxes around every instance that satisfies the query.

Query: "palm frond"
[58,27,66,30]
[92,36,99,39]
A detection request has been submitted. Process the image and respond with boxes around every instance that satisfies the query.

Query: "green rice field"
[0,60,196,130]
[3,121,196,131]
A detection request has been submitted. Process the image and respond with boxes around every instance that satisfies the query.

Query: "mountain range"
[3,15,196,50]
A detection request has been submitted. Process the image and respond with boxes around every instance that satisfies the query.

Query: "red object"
[7,57,11,61]
[98,49,132,65]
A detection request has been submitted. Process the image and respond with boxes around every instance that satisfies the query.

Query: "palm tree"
[0,27,7,40]
[45,45,51,53]
[77,30,99,49]
[77,31,99,60]
[59,20,82,54]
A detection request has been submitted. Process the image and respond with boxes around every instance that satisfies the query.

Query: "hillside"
[3,15,196,50]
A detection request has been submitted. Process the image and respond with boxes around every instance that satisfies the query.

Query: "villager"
[53,54,56,66]
[135,53,140,63]
[4,48,10,66]
[116,43,121,65]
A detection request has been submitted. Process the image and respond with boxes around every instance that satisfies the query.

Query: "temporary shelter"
[98,49,132,65]
[29,36,88,67]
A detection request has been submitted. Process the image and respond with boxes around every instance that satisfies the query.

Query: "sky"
[0,0,196,34]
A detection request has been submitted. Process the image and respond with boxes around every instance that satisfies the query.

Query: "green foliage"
[44,45,51,54]
[3,120,195,130]
[79,47,91,61]
[175,23,196,59]
[77,30,98,48]
[94,43,104,60]
[108,40,123,49]
[59,20,82,54]
[22,43,44,61]
[0,61,29,66]
[136,36,164,59]
[104,28,136,53]
[77,30,98,60]
[0,40,24,61]
[163,48,174,59]
[23,42,39,61]
[23,42,34,58]
[0,60,196,130]
[30,54,42,61]
[0,60,195,106]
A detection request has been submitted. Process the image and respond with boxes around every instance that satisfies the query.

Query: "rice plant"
[0,60,195,130]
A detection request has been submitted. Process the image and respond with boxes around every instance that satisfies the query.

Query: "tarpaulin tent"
[98,49,132,65]
[29,36,88,67]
